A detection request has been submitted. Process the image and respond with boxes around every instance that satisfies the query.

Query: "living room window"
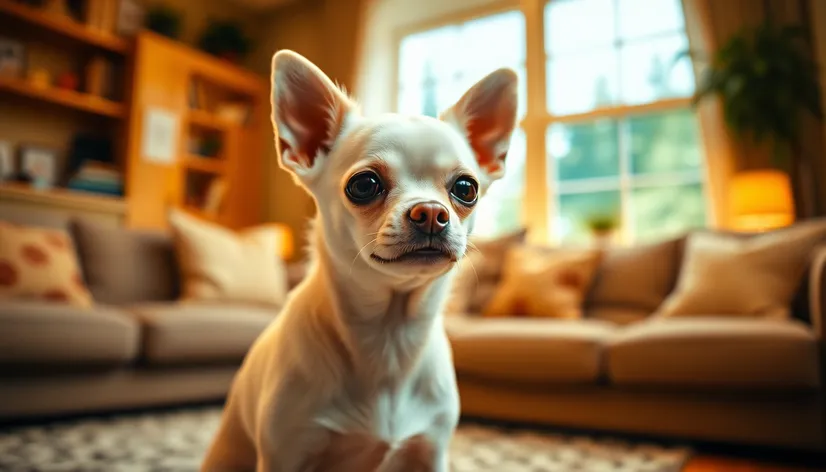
[395,0,706,243]
[397,10,528,237]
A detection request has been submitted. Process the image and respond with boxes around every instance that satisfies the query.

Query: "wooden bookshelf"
[125,32,268,230]
[0,182,126,214]
[183,155,226,174]
[186,110,230,132]
[0,0,130,54]
[0,76,125,118]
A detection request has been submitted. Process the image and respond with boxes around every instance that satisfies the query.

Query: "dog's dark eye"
[345,171,384,204]
[450,176,478,206]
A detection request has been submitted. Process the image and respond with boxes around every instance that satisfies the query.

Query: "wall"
[809,0,826,216]
[246,0,366,256]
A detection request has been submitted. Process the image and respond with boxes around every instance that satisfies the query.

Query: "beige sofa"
[0,216,302,423]
[1,214,823,454]
[443,228,826,453]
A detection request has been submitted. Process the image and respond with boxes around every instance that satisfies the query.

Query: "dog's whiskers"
[461,248,480,287]
[349,238,378,276]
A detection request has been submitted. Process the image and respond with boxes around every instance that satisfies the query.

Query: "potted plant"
[687,19,823,217]
[197,20,251,64]
[584,213,619,246]
[145,5,182,40]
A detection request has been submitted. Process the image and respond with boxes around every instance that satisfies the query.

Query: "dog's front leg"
[375,435,435,472]
[254,380,330,472]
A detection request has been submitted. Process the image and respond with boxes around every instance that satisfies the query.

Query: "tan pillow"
[444,228,528,315]
[656,222,826,319]
[482,245,602,319]
[168,210,288,306]
[586,237,683,312]
[0,221,93,307]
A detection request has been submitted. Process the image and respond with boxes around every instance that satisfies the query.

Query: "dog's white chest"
[314,367,458,444]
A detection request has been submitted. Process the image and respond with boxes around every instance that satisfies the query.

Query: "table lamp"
[268,223,294,260]
[729,170,795,232]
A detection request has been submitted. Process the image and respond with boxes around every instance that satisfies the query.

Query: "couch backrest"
[457,222,826,326]
[68,218,181,305]
[584,236,685,323]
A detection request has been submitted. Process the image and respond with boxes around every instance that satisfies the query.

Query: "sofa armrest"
[809,245,826,339]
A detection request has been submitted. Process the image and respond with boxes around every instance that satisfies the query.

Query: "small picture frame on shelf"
[0,141,15,182]
[0,37,26,78]
[21,145,59,189]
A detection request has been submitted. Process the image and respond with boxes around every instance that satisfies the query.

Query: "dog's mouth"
[370,245,456,265]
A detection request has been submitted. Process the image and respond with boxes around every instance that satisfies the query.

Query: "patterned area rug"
[0,407,691,471]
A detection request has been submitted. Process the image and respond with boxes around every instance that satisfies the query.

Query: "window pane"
[398,27,460,88]
[619,0,685,40]
[545,0,615,55]
[547,52,618,114]
[548,120,619,181]
[629,109,702,174]
[631,184,706,242]
[556,190,621,243]
[620,33,694,104]
[457,11,525,71]
[473,129,526,238]
[397,80,455,118]
[397,12,525,117]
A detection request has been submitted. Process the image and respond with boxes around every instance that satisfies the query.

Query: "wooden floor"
[685,456,823,471]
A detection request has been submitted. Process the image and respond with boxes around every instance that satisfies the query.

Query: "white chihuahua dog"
[200,50,518,472]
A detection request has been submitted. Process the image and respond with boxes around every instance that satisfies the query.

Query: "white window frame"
[391,0,706,245]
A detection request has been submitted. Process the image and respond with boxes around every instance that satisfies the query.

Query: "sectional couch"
[0,214,823,453]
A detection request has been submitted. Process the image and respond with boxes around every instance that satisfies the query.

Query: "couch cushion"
[69,218,179,304]
[168,210,289,307]
[0,301,139,366]
[657,221,826,319]
[483,246,603,319]
[0,221,94,307]
[129,303,277,364]
[586,237,683,312]
[607,318,820,389]
[446,317,615,383]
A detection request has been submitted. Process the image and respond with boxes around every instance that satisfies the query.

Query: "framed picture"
[0,37,25,78]
[0,141,14,182]
[21,146,59,187]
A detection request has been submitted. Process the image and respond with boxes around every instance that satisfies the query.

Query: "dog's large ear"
[441,69,518,180]
[271,50,356,180]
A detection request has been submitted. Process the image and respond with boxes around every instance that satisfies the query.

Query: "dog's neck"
[299,216,453,386]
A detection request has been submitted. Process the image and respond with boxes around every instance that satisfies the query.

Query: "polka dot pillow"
[0,221,93,307]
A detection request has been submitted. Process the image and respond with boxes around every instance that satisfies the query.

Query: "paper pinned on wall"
[141,107,178,165]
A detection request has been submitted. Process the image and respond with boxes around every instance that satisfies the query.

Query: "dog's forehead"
[351,115,475,171]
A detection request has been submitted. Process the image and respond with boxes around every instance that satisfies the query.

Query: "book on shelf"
[85,55,114,98]
[66,160,123,196]
[84,0,120,35]
[203,178,227,214]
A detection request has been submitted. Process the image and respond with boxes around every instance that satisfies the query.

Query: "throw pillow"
[69,218,180,304]
[482,245,602,319]
[656,221,826,319]
[444,228,528,315]
[168,209,289,306]
[0,221,93,307]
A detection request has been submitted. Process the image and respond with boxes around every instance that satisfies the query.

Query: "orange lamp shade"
[265,223,294,260]
[729,170,795,232]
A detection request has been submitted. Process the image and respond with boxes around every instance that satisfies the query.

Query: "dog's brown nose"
[408,202,449,235]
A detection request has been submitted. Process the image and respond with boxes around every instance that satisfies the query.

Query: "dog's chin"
[367,246,458,278]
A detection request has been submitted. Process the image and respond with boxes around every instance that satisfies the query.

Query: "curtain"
[681,0,826,226]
